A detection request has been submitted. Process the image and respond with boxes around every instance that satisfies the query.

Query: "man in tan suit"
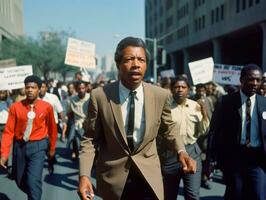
[78,37,196,200]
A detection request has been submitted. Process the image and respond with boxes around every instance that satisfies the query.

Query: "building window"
[216,7,219,22]
[211,10,215,24]
[249,0,253,7]
[177,3,189,20]
[221,4,224,20]
[202,15,205,28]
[166,16,173,28]
[154,27,158,36]
[160,6,163,16]
[242,0,246,10]
[160,23,164,33]
[236,0,240,12]
[195,19,198,32]
[166,0,173,10]
[194,0,205,8]
[166,34,173,44]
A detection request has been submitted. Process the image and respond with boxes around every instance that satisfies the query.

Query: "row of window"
[236,0,260,13]
[177,25,189,39]
[177,3,189,20]
[0,0,11,17]
[194,0,205,9]
[195,15,205,32]
[211,4,225,24]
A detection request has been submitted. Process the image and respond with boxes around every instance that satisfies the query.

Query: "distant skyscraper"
[145,0,266,78]
[101,55,115,72]
[0,0,24,42]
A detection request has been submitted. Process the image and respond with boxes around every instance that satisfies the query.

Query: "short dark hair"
[41,80,48,87]
[195,83,206,90]
[114,37,150,67]
[24,75,42,89]
[171,75,190,89]
[240,64,262,78]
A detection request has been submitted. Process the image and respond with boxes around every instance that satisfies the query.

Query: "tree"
[0,30,77,80]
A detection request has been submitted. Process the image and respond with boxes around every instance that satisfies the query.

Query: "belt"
[16,138,46,144]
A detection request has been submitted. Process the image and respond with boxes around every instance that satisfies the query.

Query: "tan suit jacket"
[79,81,185,200]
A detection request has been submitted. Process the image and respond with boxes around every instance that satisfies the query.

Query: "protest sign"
[65,37,96,68]
[188,57,214,85]
[160,69,175,78]
[0,65,33,90]
[213,64,243,85]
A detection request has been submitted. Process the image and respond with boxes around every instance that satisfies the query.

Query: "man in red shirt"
[0,75,57,200]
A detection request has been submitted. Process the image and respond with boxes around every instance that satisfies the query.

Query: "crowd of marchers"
[0,36,266,200]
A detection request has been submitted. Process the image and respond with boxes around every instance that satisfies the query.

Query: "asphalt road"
[0,140,225,200]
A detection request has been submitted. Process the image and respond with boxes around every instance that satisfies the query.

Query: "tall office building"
[145,0,266,79]
[0,0,23,42]
[101,55,115,72]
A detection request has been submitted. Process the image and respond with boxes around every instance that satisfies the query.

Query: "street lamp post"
[146,26,181,84]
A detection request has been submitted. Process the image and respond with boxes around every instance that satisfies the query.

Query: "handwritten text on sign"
[213,64,243,85]
[65,37,96,68]
[0,65,33,90]
[188,57,214,85]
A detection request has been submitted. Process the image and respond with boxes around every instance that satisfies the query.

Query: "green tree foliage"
[0,30,77,80]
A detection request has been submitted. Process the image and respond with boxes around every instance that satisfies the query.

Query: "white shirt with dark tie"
[119,81,145,148]
[240,90,260,147]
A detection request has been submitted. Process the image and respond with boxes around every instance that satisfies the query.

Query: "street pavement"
[0,139,225,200]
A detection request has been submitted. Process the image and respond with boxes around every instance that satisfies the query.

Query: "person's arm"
[0,104,16,168]
[47,105,58,158]
[195,101,210,137]
[78,90,102,199]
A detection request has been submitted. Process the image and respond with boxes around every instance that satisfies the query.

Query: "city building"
[145,0,266,81]
[0,0,24,42]
[101,55,115,72]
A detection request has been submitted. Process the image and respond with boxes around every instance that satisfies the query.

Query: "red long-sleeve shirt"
[0,99,57,158]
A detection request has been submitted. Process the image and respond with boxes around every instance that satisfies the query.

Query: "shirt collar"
[171,97,189,108]
[240,90,256,103]
[119,81,143,101]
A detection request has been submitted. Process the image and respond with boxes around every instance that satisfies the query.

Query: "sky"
[23,0,145,58]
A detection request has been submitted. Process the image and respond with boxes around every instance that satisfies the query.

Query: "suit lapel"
[231,92,242,143]
[107,82,129,148]
[236,92,242,119]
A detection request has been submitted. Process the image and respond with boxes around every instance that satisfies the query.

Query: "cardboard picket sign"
[213,64,243,85]
[188,57,214,85]
[65,37,96,69]
[0,65,33,90]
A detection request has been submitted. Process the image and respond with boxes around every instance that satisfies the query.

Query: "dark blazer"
[209,91,266,171]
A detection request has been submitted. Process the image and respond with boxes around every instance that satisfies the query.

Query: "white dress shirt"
[240,90,260,147]
[119,81,145,148]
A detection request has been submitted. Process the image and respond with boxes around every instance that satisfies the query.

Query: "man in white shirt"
[78,37,196,200]
[209,64,266,200]
[39,81,67,141]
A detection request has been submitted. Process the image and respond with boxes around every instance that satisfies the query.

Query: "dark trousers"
[121,164,158,200]
[224,146,266,200]
[13,138,48,200]
[67,124,84,156]
[163,143,202,200]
